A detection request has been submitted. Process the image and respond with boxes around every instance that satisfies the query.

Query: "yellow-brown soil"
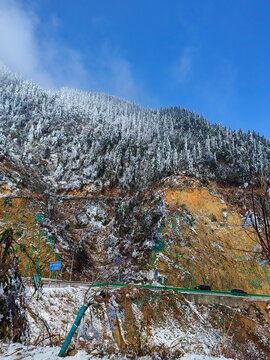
[0,196,63,279]
[152,186,270,294]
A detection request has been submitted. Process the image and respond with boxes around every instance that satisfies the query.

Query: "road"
[23,278,270,306]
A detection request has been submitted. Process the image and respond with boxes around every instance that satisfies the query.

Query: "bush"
[210,214,217,222]
[0,229,29,343]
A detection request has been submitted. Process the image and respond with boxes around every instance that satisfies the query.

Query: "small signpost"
[154,269,159,281]
[49,261,62,281]
[49,261,62,271]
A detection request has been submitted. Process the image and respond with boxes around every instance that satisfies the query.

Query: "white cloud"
[105,53,154,105]
[0,0,68,88]
[0,0,41,79]
[110,58,139,100]
[0,0,152,105]
[172,47,194,84]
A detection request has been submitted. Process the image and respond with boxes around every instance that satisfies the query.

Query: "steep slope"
[1,162,270,297]
[155,177,270,294]
[1,66,270,359]
[9,286,270,359]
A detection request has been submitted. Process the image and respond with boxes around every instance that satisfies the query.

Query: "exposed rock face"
[1,168,269,296]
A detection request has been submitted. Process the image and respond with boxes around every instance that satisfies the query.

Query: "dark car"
[195,285,211,291]
[231,289,247,296]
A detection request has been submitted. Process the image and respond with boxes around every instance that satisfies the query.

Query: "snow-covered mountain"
[1,64,269,193]
[2,66,270,360]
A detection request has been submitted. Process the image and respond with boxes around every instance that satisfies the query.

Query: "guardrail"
[89,282,270,299]
[23,278,270,299]
[23,278,90,288]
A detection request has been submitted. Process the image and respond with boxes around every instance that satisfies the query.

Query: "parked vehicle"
[231,289,247,295]
[195,285,211,291]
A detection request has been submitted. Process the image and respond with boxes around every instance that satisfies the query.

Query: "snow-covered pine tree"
[0,65,270,191]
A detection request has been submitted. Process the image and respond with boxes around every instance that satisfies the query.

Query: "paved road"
[23,278,90,288]
[23,278,270,305]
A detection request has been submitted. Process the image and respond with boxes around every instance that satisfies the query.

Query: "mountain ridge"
[1,66,269,194]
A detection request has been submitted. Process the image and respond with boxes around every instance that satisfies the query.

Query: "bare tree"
[245,173,270,261]
[0,228,28,342]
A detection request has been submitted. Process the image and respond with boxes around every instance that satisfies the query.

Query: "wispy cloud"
[0,0,43,82]
[0,0,152,105]
[0,0,80,89]
[172,47,195,84]
[100,49,155,106]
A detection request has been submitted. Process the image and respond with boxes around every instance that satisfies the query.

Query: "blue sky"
[0,0,270,138]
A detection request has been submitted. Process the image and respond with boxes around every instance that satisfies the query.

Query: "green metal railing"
[89,282,270,298]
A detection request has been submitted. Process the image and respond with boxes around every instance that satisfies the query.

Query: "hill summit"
[1,65,269,194]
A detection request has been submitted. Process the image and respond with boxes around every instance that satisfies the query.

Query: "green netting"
[49,236,54,255]
[160,276,168,285]
[36,223,42,275]
[151,208,270,293]
[55,253,62,261]
[201,264,207,285]
[133,295,145,308]
[174,247,182,279]
[0,197,66,279]
[158,224,165,233]
[25,246,36,277]
[0,213,10,227]
[36,212,43,223]
[43,230,48,243]
[19,197,29,225]
[151,238,165,265]
[215,247,231,290]
[262,266,270,286]
[190,265,196,288]
[4,197,12,206]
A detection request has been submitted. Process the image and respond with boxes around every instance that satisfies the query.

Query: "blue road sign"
[49,261,62,271]
[154,269,159,280]
[117,257,122,264]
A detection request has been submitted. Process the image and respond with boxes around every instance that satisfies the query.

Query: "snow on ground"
[181,356,233,360]
[0,342,234,360]
[26,286,87,345]
[1,343,89,360]
[0,286,236,359]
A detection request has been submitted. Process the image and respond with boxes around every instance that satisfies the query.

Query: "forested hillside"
[2,65,270,360]
[1,64,269,192]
